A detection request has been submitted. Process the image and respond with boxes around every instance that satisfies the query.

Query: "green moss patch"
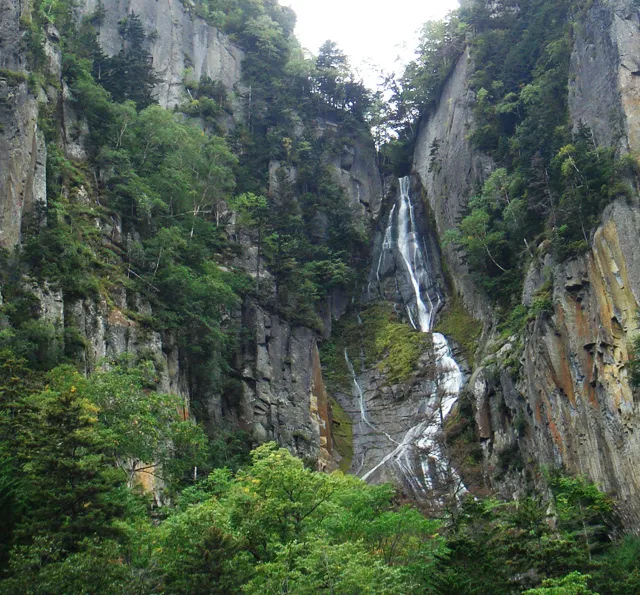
[330,398,354,472]
[435,296,482,366]
[320,304,431,391]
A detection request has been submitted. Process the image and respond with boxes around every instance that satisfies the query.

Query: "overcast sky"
[285,0,459,88]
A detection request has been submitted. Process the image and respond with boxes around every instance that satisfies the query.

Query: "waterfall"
[359,176,465,495]
[397,176,436,332]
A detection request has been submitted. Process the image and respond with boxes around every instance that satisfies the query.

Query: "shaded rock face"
[333,347,438,496]
[331,132,384,224]
[81,0,244,110]
[0,0,341,470]
[408,0,640,528]
[476,202,640,528]
[494,0,640,528]
[568,0,640,152]
[236,304,335,467]
[413,49,493,322]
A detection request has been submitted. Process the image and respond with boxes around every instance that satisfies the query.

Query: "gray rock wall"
[0,0,46,250]
[236,303,335,466]
[413,49,494,322]
[332,131,384,224]
[81,0,244,109]
[568,0,640,152]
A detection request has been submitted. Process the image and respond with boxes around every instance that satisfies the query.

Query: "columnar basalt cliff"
[508,0,640,527]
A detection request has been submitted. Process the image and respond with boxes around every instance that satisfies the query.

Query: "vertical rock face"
[81,0,244,109]
[518,202,640,527]
[236,304,335,466]
[331,131,384,224]
[568,0,640,152]
[413,49,494,321]
[0,0,46,250]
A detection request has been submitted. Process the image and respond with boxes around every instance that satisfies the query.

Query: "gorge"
[2,0,640,592]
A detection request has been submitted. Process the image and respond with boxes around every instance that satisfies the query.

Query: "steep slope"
[410,0,640,528]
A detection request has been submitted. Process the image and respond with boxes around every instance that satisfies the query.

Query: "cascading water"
[396,176,439,333]
[355,176,465,496]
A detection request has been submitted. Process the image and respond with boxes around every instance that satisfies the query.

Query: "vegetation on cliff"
[393,0,638,316]
[3,0,640,591]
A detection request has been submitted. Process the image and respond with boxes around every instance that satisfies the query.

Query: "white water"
[397,177,435,332]
[359,177,465,494]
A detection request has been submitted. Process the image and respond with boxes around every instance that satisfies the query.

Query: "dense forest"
[2,0,640,592]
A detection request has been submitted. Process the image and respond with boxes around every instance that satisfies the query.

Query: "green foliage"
[10,366,127,554]
[380,13,466,174]
[152,443,446,594]
[94,12,161,109]
[85,357,209,491]
[629,334,640,391]
[434,475,617,595]
[523,572,597,594]
[0,69,29,86]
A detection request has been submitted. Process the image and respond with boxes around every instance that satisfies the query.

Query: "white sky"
[285,0,460,88]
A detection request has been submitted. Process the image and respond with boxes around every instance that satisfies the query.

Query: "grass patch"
[0,68,28,86]
[330,398,354,472]
[434,296,482,366]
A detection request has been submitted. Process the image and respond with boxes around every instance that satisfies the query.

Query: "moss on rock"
[435,296,482,366]
[320,304,430,391]
[330,397,354,472]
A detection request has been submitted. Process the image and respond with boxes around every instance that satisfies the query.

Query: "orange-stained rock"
[310,343,336,471]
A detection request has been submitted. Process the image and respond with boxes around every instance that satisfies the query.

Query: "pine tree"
[96,12,160,109]
[13,367,125,554]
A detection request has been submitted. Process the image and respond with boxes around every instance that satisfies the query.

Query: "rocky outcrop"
[31,281,190,399]
[413,49,494,322]
[333,345,438,494]
[81,0,244,110]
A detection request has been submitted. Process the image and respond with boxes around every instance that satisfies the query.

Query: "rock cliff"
[0,0,386,471]
[82,0,244,109]
[413,0,640,529]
